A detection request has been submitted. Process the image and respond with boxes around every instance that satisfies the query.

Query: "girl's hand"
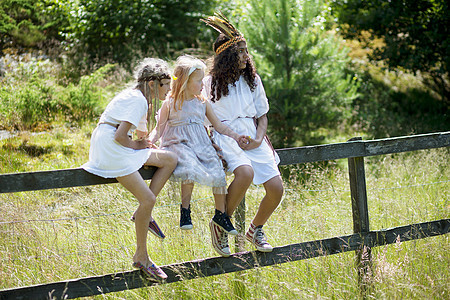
[236,135,249,145]
[135,139,152,149]
[135,129,148,139]
[239,136,262,150]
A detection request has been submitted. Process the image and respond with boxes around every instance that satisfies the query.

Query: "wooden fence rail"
[0,131,449,299]
[1,131,448,194]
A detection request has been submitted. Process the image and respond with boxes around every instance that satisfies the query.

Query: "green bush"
[0,57,115,130]
[0,0,69,55]
[350,64,450,139]
[63,0,219,69]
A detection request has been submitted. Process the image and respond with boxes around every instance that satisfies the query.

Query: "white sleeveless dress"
[82,89,152,178]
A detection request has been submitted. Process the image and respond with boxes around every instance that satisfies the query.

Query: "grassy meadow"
[0,125,448,299]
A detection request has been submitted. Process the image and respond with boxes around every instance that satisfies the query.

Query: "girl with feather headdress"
[201,12,284,256]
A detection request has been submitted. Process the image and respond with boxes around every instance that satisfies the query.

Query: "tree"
[64,0,219,68]
[238,0,358,147]
[331,0,450,103]
[0,0,69,55]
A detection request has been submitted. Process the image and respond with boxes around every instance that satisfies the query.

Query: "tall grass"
[0,127,448,299]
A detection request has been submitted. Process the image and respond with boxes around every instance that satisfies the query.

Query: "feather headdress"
[201,12,246,55]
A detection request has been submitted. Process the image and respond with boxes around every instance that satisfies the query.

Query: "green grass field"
[0,126,448,299]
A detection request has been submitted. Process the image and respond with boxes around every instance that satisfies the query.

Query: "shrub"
[0,56,115,130]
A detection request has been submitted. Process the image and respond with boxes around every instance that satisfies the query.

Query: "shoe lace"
[254,228,268,244]
[219,230,229,248]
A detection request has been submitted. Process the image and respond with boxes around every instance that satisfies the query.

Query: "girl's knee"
[140,194,156,210]
[267,177,284,199]
[235,165,254,184]
[165,151,178,168]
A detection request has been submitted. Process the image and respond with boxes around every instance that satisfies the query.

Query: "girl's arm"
[115,121,151,149]
[135,115,148,139]
[149,100,169,144]
[240,114,267,150]
[205,101,246,142]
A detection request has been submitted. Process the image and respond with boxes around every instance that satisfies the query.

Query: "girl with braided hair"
[82,58,177,279]
[202,13,284,255]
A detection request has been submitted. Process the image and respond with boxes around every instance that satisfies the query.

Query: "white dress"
[202,75,280,185]
[82,89,152,178]
[160,98,227,194]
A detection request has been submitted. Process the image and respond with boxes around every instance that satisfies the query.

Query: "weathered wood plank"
[364,131,450,156]
[0,167,156,194]
[1,131,448,194]
[348,137,372,288]
[277,131,450,166]
[1,219,448,300]
[276,140,364,165]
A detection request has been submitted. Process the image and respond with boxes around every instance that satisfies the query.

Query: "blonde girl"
[150,55,247,257]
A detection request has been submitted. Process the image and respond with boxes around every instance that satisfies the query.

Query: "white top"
[202,74,280,184]
[202,74,269,122]
[99,89,148,131]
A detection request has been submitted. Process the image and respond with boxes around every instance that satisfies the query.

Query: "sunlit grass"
[0,125,448,299]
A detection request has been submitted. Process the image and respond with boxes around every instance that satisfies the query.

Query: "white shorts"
[226,153,280,185]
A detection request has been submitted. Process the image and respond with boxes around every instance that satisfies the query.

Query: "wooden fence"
[0,131,449,299]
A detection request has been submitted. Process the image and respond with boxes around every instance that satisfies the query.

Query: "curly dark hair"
[209,34,257,102]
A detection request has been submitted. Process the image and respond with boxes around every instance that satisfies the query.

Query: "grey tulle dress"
[161,97,227,194]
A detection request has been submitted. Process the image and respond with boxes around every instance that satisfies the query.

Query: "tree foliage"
[239,0,358,147]
[64,0,218,67]
[1,0,222,68]
[331,0,450,103]
[0,0,68,55]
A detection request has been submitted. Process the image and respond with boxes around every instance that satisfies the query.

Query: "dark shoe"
[133,261,168,279]
[209,220,230,257]
[180,205,193,230]
[131,216,165,239]
[212,209,238,236]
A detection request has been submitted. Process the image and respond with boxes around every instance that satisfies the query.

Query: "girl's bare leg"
[225,165,254,216]
[145,149,177,196]
[213,193,226,213]
[117,172,156,266]
[252,175,284,226]
[181,182,194,208]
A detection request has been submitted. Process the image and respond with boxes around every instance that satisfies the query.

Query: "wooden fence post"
[347,137,372,294]
[234,196,246,253]
[233,196,247,298]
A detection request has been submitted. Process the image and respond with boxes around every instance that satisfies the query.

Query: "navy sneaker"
[212,209,238,236]
[180,205,193,230]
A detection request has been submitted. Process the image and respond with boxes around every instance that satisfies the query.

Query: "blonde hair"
[171,55,206,111]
